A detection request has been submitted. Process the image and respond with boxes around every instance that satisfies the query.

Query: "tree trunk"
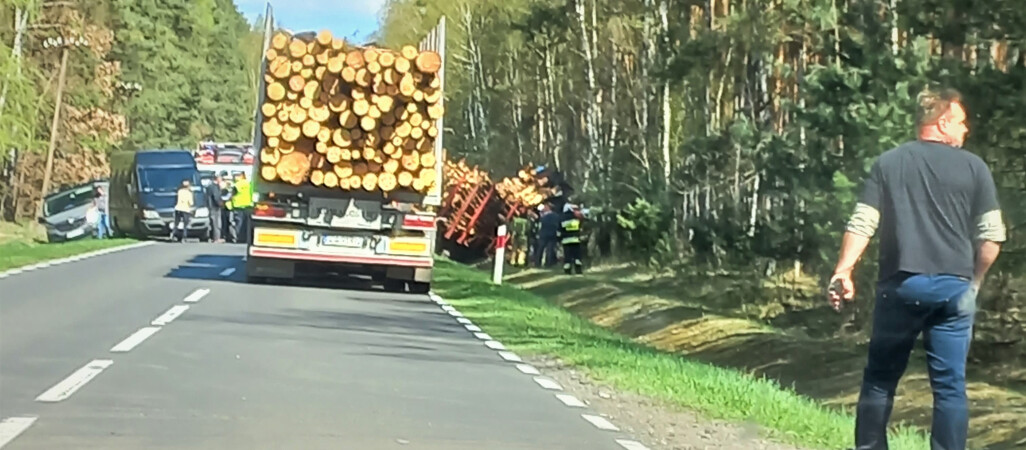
[575,0,600,190]
[659,0,672,193]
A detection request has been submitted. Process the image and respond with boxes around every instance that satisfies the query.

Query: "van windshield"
[44,185,95,216]
[138,168,199,193]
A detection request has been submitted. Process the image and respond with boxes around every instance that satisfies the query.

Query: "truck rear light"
[254,202,286,218]
[402,215,435,230]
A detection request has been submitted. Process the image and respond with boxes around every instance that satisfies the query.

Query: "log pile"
[438,159,557,251]
[258,30,444,194]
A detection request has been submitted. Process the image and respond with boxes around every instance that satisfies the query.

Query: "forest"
[379,0,1025,338]
[0,0,261,221]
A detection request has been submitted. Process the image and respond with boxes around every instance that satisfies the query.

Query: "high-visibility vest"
[560,216,581,244]
[232,179,253,209]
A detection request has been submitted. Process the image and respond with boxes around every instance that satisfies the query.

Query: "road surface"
[0,242,645,449]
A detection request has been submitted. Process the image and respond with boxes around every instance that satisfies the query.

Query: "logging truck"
[243,4,446,293]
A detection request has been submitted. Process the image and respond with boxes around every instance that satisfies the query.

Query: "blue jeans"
[855,273,977,450]
[95,212,111,239]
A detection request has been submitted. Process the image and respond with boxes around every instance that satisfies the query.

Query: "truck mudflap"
[248,246,432,268]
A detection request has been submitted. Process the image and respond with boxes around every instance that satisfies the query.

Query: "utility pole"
[37,34,86,217]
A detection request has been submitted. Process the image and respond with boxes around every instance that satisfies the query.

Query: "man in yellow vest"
[231,172,253,244]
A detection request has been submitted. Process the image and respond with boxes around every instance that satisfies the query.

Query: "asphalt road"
[0,242,643,449]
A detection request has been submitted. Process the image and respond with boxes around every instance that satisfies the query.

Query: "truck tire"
[383,279,406,293]
[408,281,431,294]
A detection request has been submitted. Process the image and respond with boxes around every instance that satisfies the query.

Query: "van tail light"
[254,202,286,218]
[402,215,435,230]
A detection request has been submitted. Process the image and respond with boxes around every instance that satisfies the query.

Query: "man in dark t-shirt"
[828,87,1006,450]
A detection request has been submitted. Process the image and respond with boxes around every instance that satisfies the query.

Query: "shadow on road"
[163,253,410,294]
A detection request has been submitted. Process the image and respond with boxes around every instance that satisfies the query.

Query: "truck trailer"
[243,5,446,293]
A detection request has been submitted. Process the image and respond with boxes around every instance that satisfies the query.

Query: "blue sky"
[234,0,384,43]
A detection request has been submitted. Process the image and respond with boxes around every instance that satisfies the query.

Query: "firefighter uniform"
[559,207,584,275]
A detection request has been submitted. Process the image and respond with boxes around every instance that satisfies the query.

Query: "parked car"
[38,179,108,243]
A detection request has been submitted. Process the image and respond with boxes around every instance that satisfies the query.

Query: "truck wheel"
[408,281,431,294]
[383,279,406,293]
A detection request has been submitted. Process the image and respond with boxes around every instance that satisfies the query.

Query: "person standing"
[230,172,254,244]
[93,185,111,239]
[558,202,585,275]
[173,179,195,243]
[535,203,560,268]
[828,86,1006,450]
[205,174,226,242]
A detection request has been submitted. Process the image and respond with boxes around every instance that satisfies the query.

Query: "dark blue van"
[109,149,211,241]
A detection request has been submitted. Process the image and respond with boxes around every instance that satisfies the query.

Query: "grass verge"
[432,258,929,450]
[0,238,137,271]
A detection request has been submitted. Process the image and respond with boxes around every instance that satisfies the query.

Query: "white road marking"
[533,377,563,391]
[219,268,236,277]
[151,305,190,326]
[110,327,161,352]
[6,269,22,275]
[36,262,51,268]
[473,332,492,341]
[515,364,540,375]
[35,359,113,402]
[456,317,472,325]
[498,351,522,362]
[183,288,210,303]
[447,310,464,318]
[581,414,620,431]
[0,416,37,448]
[441,305,455,312]
[484,340,506,351]
[556,394,587,408]
[465,324,482,332]
[615,440,651,450]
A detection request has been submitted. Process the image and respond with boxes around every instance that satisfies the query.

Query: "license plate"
[322,235,365,248]
[67,228,84,239]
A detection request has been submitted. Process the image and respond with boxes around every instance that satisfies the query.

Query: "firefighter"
[558,202,584,275]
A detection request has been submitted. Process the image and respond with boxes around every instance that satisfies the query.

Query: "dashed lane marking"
[581,414,620,431]
[473,332,493,341]
[151,305,189,326]
[456,317,472,325]
[110,327,161,353]
[219,268,236,277]
[35,360,113,403]
[465,324,482,332]
[484,340,507,351]
[498,351,523,362]
[183,288,211,303]
[0,416,37,449]
[555,394,587,408]
[533,377,563,391]
[516,364,541,375]
[615,440,651,450]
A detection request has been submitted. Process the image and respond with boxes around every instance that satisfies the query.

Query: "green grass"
[432,259,930,450]
[0,238,137,271]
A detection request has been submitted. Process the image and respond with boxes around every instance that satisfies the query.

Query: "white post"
[493,224,507,285]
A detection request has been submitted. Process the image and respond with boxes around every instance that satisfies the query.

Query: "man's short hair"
[916,86,963,128]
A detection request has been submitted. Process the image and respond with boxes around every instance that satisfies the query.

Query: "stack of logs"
[439,159,556,251]
[258,29,444,194]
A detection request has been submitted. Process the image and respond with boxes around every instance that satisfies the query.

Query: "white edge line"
[183,288,211,303]
[0,241,155,280]
[581,414,620,431]
[456,317,472,325]
[0,416,38,448]
[474,332,493,341]
[516,363,540,375]
[35,359,114,402]
[110,327,162,353]
[465,324,482,332]
[555,394,587,408]
[498,351,522,362]
[447,310,464,318]
[615,440,651,450]
[533,377,563,391]
[484,340,506,351]
[219,268,236,277]
[151,305,190,326]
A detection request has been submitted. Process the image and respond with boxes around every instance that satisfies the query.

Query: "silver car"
[38,180,109,243]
